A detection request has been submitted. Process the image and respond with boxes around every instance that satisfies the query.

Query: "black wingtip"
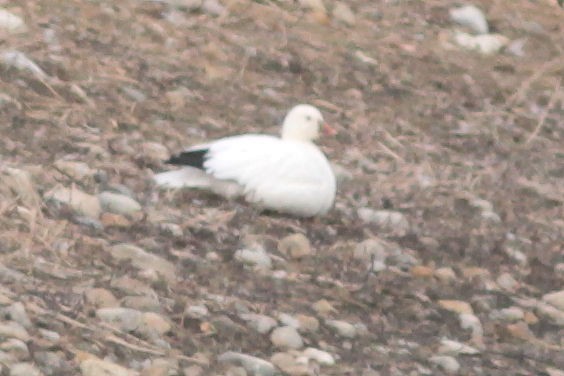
[165,149,208,170]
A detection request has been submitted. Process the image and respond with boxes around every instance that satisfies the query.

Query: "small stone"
[44,186,101,218]
[325,320,356,338]
[453,31,509,55]
[217,352,277,376]
[449,4,489,34]
[163,0,202,10]
[96,308,142,332]
[434,267,457,283]
[278,313,301,329]
[202,0,225,16]
[3,302,32,328]
[459,313,483,341]
[429,355,460,374]
[410,265,434,278]
[542,289,564,311]
[0,321,30,341]
[0,338,29,359]
[137,312,172,337]
[295,314,319,333]
[278,233,313,259]
[158,223,183,237]
[357,209,409,235]
[0,9,27,33]
[84,288,120,308]
[54,160,95,181]
[298,0,326,13]
[523,311,539,325]
[490,307,524,322]
[98,191,142,216]
[183,365,204,376]
[0,50,47,78]
[9,362,42,376]
[536,302,564,326]
[122,295,161,312]
[101,212,132,228]
[302,347,335,365]
[496,272,519,292]
[312,299,335,315]
[438,300,474,315]
[438,338,480,355]
[505,321,534,341]
[353,238,388,262]
[121,86,146,102]
[141,142,169,162]
[270,326,304,349]
[234,247,272,269]
[80,357,135,376]
[108,243,176,282]
[270,352,310,375]
[240,313,277,334]
[185,305,210,320]
[507,38,527,57]
[332,2,355,25]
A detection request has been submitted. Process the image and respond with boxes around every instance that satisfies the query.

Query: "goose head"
[281,104,335,141]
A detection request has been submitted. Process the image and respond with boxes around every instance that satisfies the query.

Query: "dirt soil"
[0,0,563,375]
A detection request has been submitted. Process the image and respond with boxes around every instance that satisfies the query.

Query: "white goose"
[153,104,336,217]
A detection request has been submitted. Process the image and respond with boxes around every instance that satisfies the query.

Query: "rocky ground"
[0,0,563,375]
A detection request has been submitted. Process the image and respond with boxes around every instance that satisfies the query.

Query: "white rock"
[3,302,32,328]
[202,0,225,16]
[438,338,480,355]
[536,302,564,326]
[108,243,176,282]
[0,9,26,33]
[302,347,335,365]
[429,355,460,374]
[270,326,304,350]
[0,338,29,359]
[459,313,483,340]
[333,2,355,25]
[240,313,277,334]
[278,313,301,329]
[298,0,326,13]
[185,305,209,320]
[0,321,30,341]
[453,31,509,55]
[98,191,142,216]
[357,209,409,235]
[542,290,564,311]
[490,307,524,322]
[325,320,356,338]
[0,167,40,208]
[9,362,42,376]
[0,50,47,78]
[54,160,95,181]
[449,5,488,34]
[235,247,272,269]
[278,233,313,259]
[80,357,137,376]
[217,351,277,376]
[96,307,142,332]
[496,272,519,291]
[137,312,172,337]
[44,186,101,218]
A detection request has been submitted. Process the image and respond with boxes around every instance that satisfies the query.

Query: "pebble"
[137,312,172,337]
[98,191,142,216]
[122,295,161,312]
[84,288,120,308]
[429,355,460,374]
[183,365,204,376]
[459,313,484,341]
[54,160,95,182]
[496,272,519,292]
[333,2,355,26]
[0,8,27,33]
[0,167,40,208]
[506,38,527,57]
[542,289,564,311]
[240,313,277,334]
[312,299,336,316]
[80,357,135,376]
[0,50,47,79]
[270,326,304,349]
[234,247,272,269]
[438,338,480,355]
[453,31,509,55]
[0,338,29,359]
[202,0,225,16]
[108,243,176,283]
[34,351,68,374]
[438,300,474,315]
[278,233,313,259]
[303,347,335,365]
[449,4,489,34]
[44,186,101,219]
[270,352,310,375]
[278,313,301,329]
[353,238,388,262]
[434,267,457,283]
[96,307,142,332]
[295,314,319,333]
[298,0,327,13]
[9,362,43,376]
[357,209,409,235]
[140,142,169,163]
[536,302,564,326]
[121,86,146,102]
[185,305,209,320]
[325,319,356,338]
[217,352,277,376]
[162,0,202,10]
[490,307,524,322]
[3,302,32,328]
[0,321,30,341]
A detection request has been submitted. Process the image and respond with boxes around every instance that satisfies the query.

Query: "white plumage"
[153,104,336,217]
